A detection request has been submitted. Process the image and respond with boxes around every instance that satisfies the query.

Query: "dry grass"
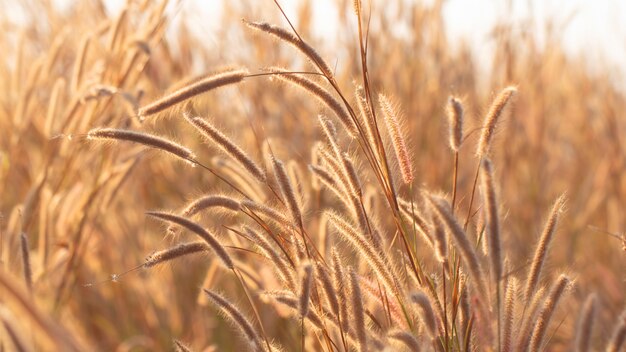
[0,0,624,351]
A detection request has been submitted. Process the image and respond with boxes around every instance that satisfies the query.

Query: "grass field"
[0,1,624,351]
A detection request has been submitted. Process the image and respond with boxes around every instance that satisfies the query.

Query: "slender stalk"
[451,152,459,212]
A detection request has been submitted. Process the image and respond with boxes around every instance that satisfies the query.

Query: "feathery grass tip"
[87,128,196,165]
[476,87,517,157]
[145,211,234,269]
[138,69,248,119]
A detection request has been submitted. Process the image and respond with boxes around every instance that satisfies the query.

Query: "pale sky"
[167,0,626,72]
[91,0,626,77]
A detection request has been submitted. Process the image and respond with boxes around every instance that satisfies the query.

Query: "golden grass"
[0,0,624,351]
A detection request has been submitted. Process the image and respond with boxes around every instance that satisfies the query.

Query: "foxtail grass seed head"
[354,85,379,151]
[298,262,314,318]
[138,69,248,119]
[168,195,240,237]
[447,96,464,151]
[243,20,334,78]
[20,233,32,291]
[327,211,400,295]
[265,291,325,330]
[87,128,196,166]
[243,227,295,289]
[476,87,517,157]
[379,94,413,184]
[528,275,572,352]
[502,278,518,352]
[349,268,367,352]
[387,330,420,352]
[331,248,350,333]
[145,211,234,270]
[411,292,438,338]
[316,265,339,316]
[272,157,303,228]
[184,113,266,182]
[181,195,239,218]
[204,290,262,350]
[516,286,547,350]
[144,241,209,268]
[173,340,193,352]
[430,213,448,265]
[525,194,567,301]
[268,67,358,136]
[427,195,486,294]
[480,158,502,283]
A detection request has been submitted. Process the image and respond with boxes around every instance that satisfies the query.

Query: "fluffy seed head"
[476,87,517,157]
[480,158,502,283]
[145,211,234,269]
[268,68,357,136]
[528,275,572,352]
[349,268,367,352]
[446,96,464,151]
[87,128,196,165]
[411,292,438,338]
[204,290,262,350]
[525,194,567,300]
[138,69,248,118]
[243,20,334,78]
[185,114,266,182]
[379,94,413,184]
[298,262,314,318]
[427,195,486,294]
[144,241,209,268]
